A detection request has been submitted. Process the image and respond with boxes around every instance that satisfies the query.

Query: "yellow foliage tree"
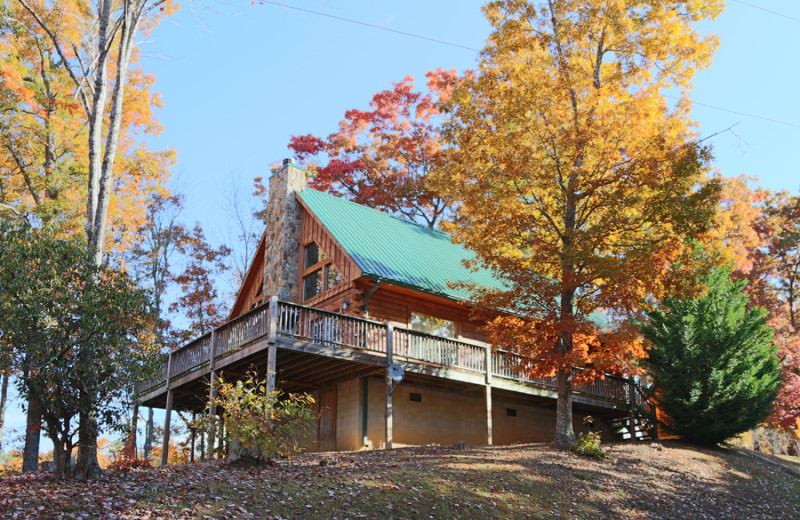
[0,1,176,251]
[438,0,723,448]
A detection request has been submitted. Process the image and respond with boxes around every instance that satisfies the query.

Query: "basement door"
[318,387,337,451]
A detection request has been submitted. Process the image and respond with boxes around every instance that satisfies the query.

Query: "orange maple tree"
[290,70,458,228]
[437,0,723,448]
[0,1,175,252]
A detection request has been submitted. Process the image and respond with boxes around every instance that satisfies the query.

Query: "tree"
[11,0,178,264]
[0,2,175,246]
[641,268,782,446]
[3,0,176,477]
[436,0,723,448]
[700,182,800,435]
[753,190,800,431]
[290,70,458,228]
[170,224,231,344]
[220,171,262,286]
[761,191,800,331]
[126,192,185,459]
[0,223,156,479]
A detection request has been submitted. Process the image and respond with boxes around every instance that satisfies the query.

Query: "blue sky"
[4,0,800,455]
[139,0,799,242]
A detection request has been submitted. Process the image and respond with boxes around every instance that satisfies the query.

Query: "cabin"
[139,159,653,461]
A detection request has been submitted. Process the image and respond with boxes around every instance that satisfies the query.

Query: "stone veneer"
[262,160,306,301]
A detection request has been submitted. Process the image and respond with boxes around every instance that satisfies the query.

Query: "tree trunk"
[22,396,41,472]
[91,11,140,265]
[217,415,225,458]
[0,370,8,451]
[199,427,205,461]
[144,407,154,459]
[128,403,139,459]
[74,402,102,480]
[52,440,67,480]
[553,366,575,449]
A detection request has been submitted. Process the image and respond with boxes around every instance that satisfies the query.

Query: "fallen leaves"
[1,442,798,519]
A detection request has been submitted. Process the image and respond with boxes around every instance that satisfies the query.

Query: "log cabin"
[139,159,653,461]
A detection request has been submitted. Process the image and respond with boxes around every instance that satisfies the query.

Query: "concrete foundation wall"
[307,377,617,452]
[336,378,361,451]
[491,399,613,444]
[364,379,485,448]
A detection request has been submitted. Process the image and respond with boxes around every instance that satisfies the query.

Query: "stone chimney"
[262,158,306,300]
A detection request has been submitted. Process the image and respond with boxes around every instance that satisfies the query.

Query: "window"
[304,242,319,269]
[302,242,343,301]
[409,393,422,402]
[326,264,342,288]
[506,408,517,417]
[410,312,456,338]
[303,270,322,300]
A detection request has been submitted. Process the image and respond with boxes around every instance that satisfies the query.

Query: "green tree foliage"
[209,372,315,462]
[0,222,157,478]
[641,268,782,446]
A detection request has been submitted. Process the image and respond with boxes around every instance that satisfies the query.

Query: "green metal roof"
[297,188,504,301]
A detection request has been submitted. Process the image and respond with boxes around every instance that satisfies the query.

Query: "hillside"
[1,441,798,519]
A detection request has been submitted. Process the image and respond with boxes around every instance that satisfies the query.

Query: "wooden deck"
[139,298,651,419]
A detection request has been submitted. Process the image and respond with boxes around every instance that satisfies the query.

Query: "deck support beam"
[207,330,218,459]
[190,412,196,463]
[485,344,493,445]
[385,324,394,450]
[266,296,278,395]
[628,380,637,442]
[361,377,369,447]
[160,354,174,467]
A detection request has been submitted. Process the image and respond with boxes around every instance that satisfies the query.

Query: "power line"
[729,0,800,24]
[258,1,479,53]
[668,96,800,129]
[261,1,800,130]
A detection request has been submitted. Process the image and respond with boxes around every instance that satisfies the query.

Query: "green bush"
[641,268,782,447]
[570,431,610,459]
[210,372,316,462]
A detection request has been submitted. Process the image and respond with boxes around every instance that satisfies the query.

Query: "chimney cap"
[283,158,296,166]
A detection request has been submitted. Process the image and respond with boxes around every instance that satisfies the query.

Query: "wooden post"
[160,354,174,467]
[190,412,196,463]
[628,379,637,442]
[385,324,394,451]
[485,344,493,446]
[207,330,218,459]
[266,296,278,395]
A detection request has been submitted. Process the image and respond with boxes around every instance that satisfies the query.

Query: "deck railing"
[393,327,486,372]
[141,299,645,409]
[275,302,388,354]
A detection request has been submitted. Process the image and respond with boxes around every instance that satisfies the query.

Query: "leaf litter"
[1,441,799,519]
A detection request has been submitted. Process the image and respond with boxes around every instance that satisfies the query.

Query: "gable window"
[410,312,456,338]
[302,242,343,301]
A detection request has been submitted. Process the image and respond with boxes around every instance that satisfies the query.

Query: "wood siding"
[354,280,487,343]
[297,198,361,295]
